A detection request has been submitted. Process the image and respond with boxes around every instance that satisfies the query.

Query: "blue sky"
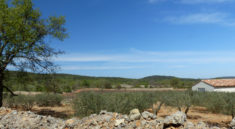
[33,0,235,78]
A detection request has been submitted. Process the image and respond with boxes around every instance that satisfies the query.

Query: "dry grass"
[155,105,232,128]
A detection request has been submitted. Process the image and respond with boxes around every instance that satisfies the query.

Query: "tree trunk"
[155,101,164,116]
[0,72,4,107]
[185,105,190,115]
[178,106,181,111]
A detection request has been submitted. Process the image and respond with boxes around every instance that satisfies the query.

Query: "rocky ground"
[0,107,234,129]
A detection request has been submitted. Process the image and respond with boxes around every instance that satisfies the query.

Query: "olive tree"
[0,0,67,106]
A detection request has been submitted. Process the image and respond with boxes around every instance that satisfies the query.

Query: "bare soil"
[156,105,231,128]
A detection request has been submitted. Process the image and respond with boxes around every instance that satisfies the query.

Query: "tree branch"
[3,86,17,96]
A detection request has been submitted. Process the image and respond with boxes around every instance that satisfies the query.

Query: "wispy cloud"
[148,0,235,4]
[55,49,235,63]
[148,0,165,3]
[62,66,143,70]
[54,49,235,71]
[180,0,235,4]
[164,12,235,26]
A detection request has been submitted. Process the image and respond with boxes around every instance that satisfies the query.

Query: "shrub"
[73,92,157,117]
[3,94,34,110]
[3,93,64,110]
[34,93,63,107]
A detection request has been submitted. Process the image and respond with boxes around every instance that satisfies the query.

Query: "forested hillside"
[3,71,200,93]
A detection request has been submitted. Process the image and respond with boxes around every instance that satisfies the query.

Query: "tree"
[0,0,67,107]
[170,78,180,88]
[82,80,90,88]
[104,81,112,89]
[44,73,62,94]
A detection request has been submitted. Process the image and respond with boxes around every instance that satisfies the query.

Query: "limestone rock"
[142,111,157,120]
[163,111,186,127]
[129,109,141,121]
[230,117,235,129]
[115,119,125,127]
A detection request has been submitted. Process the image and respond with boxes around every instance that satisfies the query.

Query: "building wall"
[192,82,214,91]
[214,87,235,92]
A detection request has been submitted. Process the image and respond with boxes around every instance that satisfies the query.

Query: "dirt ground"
[156,105,232,128]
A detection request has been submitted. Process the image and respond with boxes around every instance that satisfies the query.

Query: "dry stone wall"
[0,107,231,129]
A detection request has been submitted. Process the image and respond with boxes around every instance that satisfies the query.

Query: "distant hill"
[141,75,199,81]
[213,76,235,79]
[4,71,199,92]
[141,75,176,81]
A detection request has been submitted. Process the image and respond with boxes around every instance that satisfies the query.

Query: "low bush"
[3,93,64,110]
[3,94,34,110]
[34,93,63,107]
[73,90,235,118]
[73,92,159,117]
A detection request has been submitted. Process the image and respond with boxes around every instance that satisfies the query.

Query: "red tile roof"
[202,79,235,87]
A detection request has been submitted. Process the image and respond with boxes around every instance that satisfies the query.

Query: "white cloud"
[164,13,235,26]
[148,0,235,4]
[55,50,235,64]
[54,49,235,71]
[55,56,112,62]
[180,0,235,4]
[62,66,143,70]
[148,0,166,3]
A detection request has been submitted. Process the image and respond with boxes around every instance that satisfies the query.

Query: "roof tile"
[202,79,235,87]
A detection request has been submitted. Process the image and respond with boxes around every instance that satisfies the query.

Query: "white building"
[192,79,235,92]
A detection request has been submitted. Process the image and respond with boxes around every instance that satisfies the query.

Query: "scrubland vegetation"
[3,93,63,110]
[3,90,235,119]
[3,71,199,93]
[73,91,235,118]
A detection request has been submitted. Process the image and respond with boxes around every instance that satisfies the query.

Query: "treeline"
[3,71,199,92]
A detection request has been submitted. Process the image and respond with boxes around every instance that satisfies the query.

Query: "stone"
[129,109,141,121]
[142,111,157,120]
[115,119,125,127]
[196,121,209,129]
[210,126,220,129]
[184,121,195,129]
[163,111,187,126]
[103,115,113,122]
[231,117,235,129]
[100,110,107,115]
[0,107,219,129]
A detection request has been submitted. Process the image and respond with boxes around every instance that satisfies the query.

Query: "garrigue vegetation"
[73,91,235,118]
[3,71,199,93]
[3,93,63,110]
[3,90,235,118]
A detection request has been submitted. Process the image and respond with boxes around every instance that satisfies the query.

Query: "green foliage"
[116,84,122,89]
[170,78,181,88]
[3,94,35,110]
[73,92,158,117]
[82,80,90,88]
[3,71,199,93]
[0,0,67,106]
[73,91,235,118]
[34,93,63,107]
[104,81,112,89]
[3,93,63,109]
